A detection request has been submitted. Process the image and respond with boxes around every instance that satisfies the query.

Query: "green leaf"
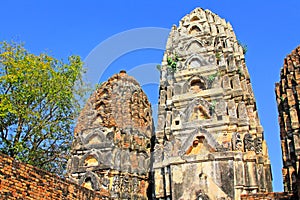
[0,40,90,176]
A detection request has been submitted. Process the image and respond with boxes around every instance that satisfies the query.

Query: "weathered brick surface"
[275,45,300,199]
[67,71,153,199]
[241,192,294,200]
[0,153,104,200]
[153,7,272,200]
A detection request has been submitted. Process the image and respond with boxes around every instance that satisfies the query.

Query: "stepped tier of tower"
[153,8,272,200]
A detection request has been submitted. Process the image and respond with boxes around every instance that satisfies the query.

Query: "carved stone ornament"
[244,133,255,152]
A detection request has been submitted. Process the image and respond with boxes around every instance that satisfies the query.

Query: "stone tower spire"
[67,71,153,199]
[275,46,300,198]
[153,7,272,199]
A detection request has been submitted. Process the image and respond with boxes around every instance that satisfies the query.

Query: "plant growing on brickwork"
[207,71,219,88]
[215,52,221,61]
[242,44,248,54]
[95,82,103,89]
[0,41,88,175]
[209,100,217,115]
[280,96,285,102]
[238,40,248,55]
[156,64,162,71]
[167,53,181,72]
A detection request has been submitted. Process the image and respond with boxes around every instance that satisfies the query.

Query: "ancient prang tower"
[153,8,272,199]
[67,7,274,200]
[67,71,154,199]
[275,46,300,199]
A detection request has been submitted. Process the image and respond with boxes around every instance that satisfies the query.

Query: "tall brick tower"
[275,46,300,199]
[67,71,154,200]
[153,8,272,199]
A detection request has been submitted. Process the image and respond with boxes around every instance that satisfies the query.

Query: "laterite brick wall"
[0,153,103,200]
[240,192,294,200]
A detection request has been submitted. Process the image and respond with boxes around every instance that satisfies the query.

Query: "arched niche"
[79,171,100,191]
[190,58,203,68]
[84,155,99,167]
[190,16,200,22]
[186,135,206,155]
[189,25,202,35]
[79,151,101,167]
[190,105,210,121]
[186,40,204,53]
[185,54,208,68]
[182,75,206,93]
[83,177,93,190]
[83,130,105,146]
[190,79,206,92]
[181,98,210,123]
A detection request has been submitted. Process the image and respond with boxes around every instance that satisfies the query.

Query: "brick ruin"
[1,6,299,200]
[67,8,276,200]
[67,70,153,199]
[275,46,300,199]
[152,8,272,200]
[0,153,104,200]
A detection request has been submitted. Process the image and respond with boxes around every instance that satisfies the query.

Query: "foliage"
[95,82,103,89]
[237,40,248,55]
[156,64,161,71]
[207,71,219,87]
[208,73,218,82]
[167,53,181,72]
[209,100,217,116]
[242,44,248,54]
[0,41,87,175]
[215,52,221,61]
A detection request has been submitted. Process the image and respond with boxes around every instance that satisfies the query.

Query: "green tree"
[0,41,87,175]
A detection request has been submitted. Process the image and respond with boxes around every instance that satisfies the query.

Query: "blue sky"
[2,0,300,192]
